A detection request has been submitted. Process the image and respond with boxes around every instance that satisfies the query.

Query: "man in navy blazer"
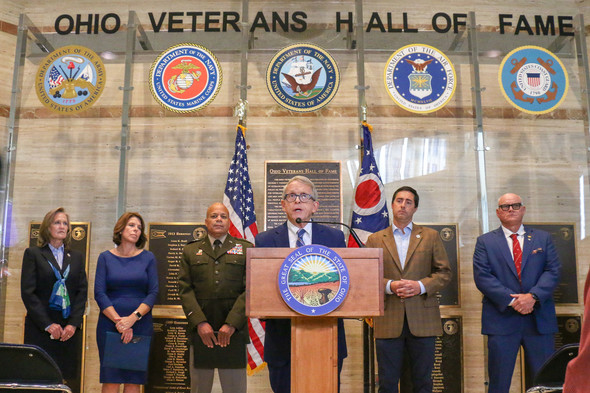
[255,175,347,393]
[473,193,561,393]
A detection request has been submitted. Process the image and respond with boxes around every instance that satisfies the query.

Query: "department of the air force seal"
[266,43,340,112]
[499,46,569,114]
[278,245,349,316]
[35,45,106,114]
[384,44,456,114]
[149,43,222,113]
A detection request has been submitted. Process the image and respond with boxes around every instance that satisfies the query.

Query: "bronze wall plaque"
[147,316,191,393]
[147,222,206,307]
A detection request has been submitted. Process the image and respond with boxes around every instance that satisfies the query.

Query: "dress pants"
[376,317,436,393]
[189,345,246,393]
[487,314,555,393]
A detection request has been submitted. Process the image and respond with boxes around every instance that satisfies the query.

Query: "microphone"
[295,218,365,247]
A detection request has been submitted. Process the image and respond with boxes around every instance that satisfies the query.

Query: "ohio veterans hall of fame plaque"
[148,222,207,306]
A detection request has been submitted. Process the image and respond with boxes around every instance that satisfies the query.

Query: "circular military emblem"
[440,227,455,242]
[498,46,569,114]
[279,245,349,316]
[193,227,207,241]
[31,228,40,239]
[565,318,580,333]
[443,320,458,335]
[149,43,222,113]
[559,227,572,241]
[266,43,340,112]
[35,45,106,114]
[71,226,86,241]
[384,44,456,114]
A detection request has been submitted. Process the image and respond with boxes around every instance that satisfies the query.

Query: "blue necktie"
[296,228,306,247]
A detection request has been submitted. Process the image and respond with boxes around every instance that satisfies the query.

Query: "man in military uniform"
[179,202,252,393]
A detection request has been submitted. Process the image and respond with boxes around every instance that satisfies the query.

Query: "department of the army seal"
[266,43,340,112]
[278,245,349,316]
[498,46,569,114]
[149,43,222,113]
[384,44,456,114]
[35,45,106,114]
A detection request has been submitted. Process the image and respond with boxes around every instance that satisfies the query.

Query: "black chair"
[0,343,72,392]
[526,343,579,393]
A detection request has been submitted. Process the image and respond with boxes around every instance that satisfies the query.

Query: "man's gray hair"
[282,175,319,201]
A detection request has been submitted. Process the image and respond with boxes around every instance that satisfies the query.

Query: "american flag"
[48,66,64,88]
[222,125,265,375]
[348,122,389,247]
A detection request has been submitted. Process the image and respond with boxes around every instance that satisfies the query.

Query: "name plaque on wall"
[421,224,460,307]
[264,161,342,231]
[148,223,207,307]
[525,223,578,304]
[146,317,191,393]
[29,222,91,393]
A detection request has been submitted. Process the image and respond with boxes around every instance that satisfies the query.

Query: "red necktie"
[510,233,522,280]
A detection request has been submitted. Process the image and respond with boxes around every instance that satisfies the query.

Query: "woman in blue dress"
[94,212,158,393]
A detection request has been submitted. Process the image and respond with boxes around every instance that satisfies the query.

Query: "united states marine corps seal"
[266,43,340,112]
[35,45,105,114]
[278,245,349,316]
[149,43,222,113]
[499,46,568,114]
[384,44,456,114]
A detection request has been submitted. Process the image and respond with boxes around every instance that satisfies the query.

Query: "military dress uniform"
[179,234,252,370]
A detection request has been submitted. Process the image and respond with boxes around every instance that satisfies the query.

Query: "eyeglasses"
[284,193,314,203]
[498,203,523,211]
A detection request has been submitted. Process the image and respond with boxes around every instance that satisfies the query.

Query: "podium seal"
[266,43,340,112]
[499,45,568,114]
[278,245,349,316]
[149,43,222,113]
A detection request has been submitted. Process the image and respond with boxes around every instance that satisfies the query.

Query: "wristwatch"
[134,311,143,320]
[530,293,539,302]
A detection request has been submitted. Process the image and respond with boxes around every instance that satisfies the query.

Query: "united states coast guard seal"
[266,43,340,112]
[35,45,105,114]
[278,245,349,316]
[384,44,456,114]
[499,46,568,114]
[149,43,222,113]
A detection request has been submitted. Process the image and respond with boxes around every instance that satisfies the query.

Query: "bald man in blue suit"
[473,193,561,393]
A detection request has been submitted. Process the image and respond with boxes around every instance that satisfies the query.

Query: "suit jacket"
[178,235,252,368]
[365,224,451,338]
[255,222,348,366]
[473,226,561,335]
[21,245,88,331]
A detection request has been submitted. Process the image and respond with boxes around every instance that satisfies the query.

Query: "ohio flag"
[348,122,389,247]
[222,125,265,375]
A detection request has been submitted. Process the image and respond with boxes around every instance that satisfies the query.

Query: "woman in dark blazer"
[20,207,88,392]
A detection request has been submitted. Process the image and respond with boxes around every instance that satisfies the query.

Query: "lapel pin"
[416,234,421,239]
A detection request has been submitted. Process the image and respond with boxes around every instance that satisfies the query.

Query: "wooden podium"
[247,247,383,393]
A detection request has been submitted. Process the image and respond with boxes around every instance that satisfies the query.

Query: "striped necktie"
[296,228,306,247]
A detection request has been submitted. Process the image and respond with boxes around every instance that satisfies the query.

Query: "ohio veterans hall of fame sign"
[384,44,456,114]
[266,43,340,112]
[149,43,222,113]
[279,245,349,316]
[499,45,569,114]
[35,45,106,114]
